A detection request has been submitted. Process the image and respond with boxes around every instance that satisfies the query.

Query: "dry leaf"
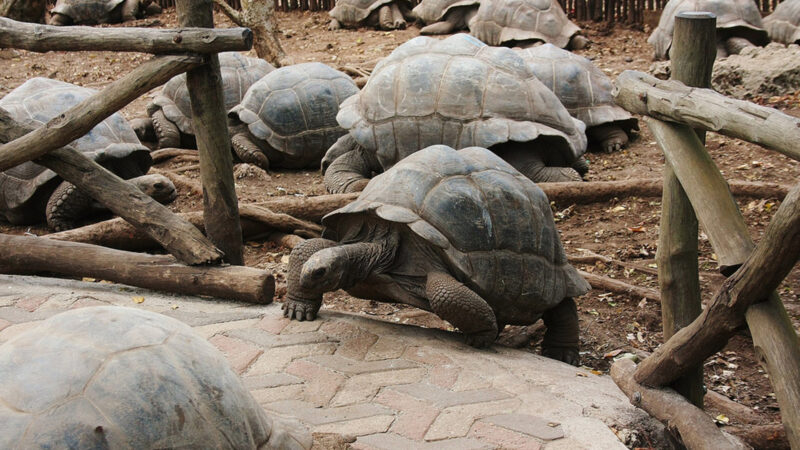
[132,296,145,304]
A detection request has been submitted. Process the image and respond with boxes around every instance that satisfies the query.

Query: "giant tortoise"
[323,33,588,194]
[412,0,480,35]
[468,0,589,49]
[133,52,275,149]
[288,146,590,363]
[49,0,159,25]
[648,0,769,60]
[515,44,638,152]
[764,0,800,45]
[228,62,359,171]
[329,0,413,30]
[0,78,175,231]
[0,306,311,449]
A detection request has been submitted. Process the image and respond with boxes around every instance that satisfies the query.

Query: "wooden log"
[659,11,714,407]
[0,55,202,172]
[633,180,800,448]
[177,0,244,265]
[0,17,252,53]
[613,70,800,162]
[238,204,322,236]
[578,270,661,301]
[725,424,789,450]
[704,390,763,425]
[0,234,273,304]
[0,108,223,266]
[611,358,741,450]
[150,148,199,163]
[213,0,287,66]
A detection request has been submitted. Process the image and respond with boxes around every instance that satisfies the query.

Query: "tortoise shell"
[515,44,637,131]
[51,0,126,24]
[411,0,480,24]
[229,62,359,163]
[764,0,800,45]
[148,52,275,136]
[336,33,586,172]
[323,145,590,317]
[330,0,411,26]
[0,78,150,225]
[468,0,580,48]
[648,0,769,60]
[0,306,310,448]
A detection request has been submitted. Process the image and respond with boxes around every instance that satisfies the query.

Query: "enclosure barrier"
[0,1,279,302]
[610,13,800,449]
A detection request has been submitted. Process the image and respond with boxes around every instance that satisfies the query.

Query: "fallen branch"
[725,424,788,450]
[611,358,742,450]
[150,148,199,163]
[614,70,800,162]
[151,167,204,197]
[0,234,273,304]
[238,204,322,236]
[569,249,659,276]
[578,270,661,302]
[704,390,764,426]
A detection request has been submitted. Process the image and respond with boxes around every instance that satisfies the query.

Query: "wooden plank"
[0,17,252,53]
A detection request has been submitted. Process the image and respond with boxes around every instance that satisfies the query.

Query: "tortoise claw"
[464,330,496,349]
[542,346,580,366]
[282,298,320,321]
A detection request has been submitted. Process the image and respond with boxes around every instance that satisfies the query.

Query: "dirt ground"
[2,6,799,442]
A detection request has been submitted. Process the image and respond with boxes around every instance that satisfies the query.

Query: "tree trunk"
[0,0,46,23]
[213,0,287,66]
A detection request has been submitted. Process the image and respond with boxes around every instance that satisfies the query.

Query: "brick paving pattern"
[0,275,657,449]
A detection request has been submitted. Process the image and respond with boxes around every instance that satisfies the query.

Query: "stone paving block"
[0,294,17,308]
[0,306,46,323]
[313,415,395,437]
[513,391,584,422]
[265,400,395,426]
[286,358,347,407]
[353,433,492,450]
[0,318,11,332]
[321,320,379,360]
[364,336,406,361]
[302,354,419,375]
[469,421,543,450]
[251,384,305,405]
[0,320,42,343]
[246,342,337,375]
[374,389,441,440]
[427,364,460,389]
[330,368,427,407]
[227,327,336,349]
[425,398,521,441]
[191,318,261,339]
[451,371,492,391]
[388,383,513,409]
[163,309,262,327]
[480,414,564,441]
[37,293,100,311]
[15,295,49,312]
[257,313,290,334]
[283,318,323,333]
[243,373,304,390]
[547,417,627,450]
[69,297,113,309]
[403,346,455,366]
[209,334,263,374]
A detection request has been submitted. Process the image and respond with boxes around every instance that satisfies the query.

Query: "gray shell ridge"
[515,44,637,131]
[323,145,591,313]
[336,34,587,173]
[51,0,126,23]
[411,0,481,24]
[764,0,800,44]
[230,62,359,163]
[330,0,412,26]
[149,52,275,136]
[0,306,280,449]
[648,0,769,60]
[468,0,580,49]
[0,78,150,223]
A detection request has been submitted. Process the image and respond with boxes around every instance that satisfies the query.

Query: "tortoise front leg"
[426,271,498,348]
[151,109,181,149]
[541,297,580,366]
[46,181,93,231]
[505,151,584,183]
[587,123,629,153]
[724,37,754,55]
[389,3,407,29]
[48,13,73,25]
[324,148,379,194]
[378,5,393,29]
[120,0,140,21]
[231,131,270,171]
[284,238,338,321]
[130,117,156,143]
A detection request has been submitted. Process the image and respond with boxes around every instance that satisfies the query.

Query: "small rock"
[233,163,270,181]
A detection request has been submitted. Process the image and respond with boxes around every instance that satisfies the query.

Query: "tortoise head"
[300,247,350,292]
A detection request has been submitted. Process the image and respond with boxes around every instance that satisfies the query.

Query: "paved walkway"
[0,275,661,449]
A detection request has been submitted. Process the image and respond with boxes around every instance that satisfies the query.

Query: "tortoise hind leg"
[46,181,93,231]
[324,147,379,193]
[725,37,755,55]
[378,5,393,29]
[120,0,140,21]
[420,20,457,35]
[541,297,580,366]
[389,3,407,29]
[587,123,628,153]
[48,13,72,25]
[151,110,181,149]
[426,271,498,348]
[231,132,270,171]
[499,147,583,183]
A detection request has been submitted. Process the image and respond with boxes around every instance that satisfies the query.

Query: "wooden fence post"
[176,0,244,265]
[658,11,715,408]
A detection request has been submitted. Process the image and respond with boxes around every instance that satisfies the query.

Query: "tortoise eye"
[312,268,327,278]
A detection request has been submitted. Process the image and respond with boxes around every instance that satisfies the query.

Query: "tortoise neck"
[338,229,398,288]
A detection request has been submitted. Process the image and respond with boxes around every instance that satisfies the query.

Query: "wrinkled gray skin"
[0,78,173,231]
[412,0,480,35]
[228,62,359,171]
[322,34,588,194]
[0,306,312,449]
[329,0,412,30]
[647,0,769,60]
[288,146,590,364]
[48,0,159,25]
